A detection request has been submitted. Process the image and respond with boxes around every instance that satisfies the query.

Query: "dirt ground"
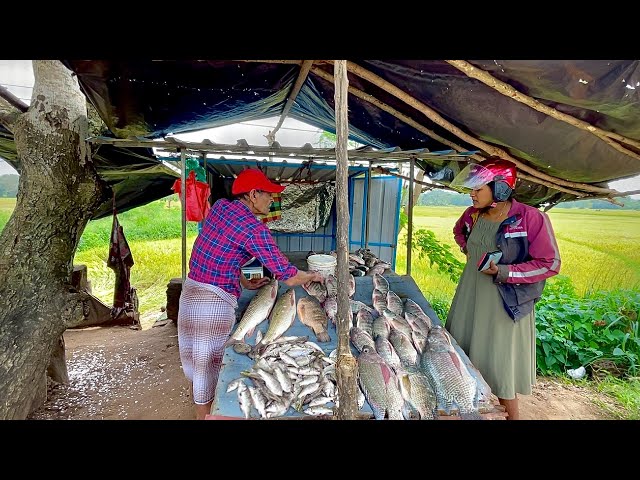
[27,320,622,421]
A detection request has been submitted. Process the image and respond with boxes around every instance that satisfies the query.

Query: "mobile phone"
[477,250,503,272]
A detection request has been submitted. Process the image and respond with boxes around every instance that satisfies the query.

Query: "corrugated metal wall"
[350,176,401,266]
[274,175,401,267]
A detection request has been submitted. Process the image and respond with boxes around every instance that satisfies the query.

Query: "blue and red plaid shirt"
[188,198,298,298]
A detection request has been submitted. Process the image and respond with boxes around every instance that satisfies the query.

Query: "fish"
[323,296,338,326]
[397,368,438,420]
[374,336,402,372]
[349,326,376,353]
[404,299,434,332]
[372,273,389,296]
[348,273,356,298]
[225,279,278,347]
[325,274,338,298]
[297,295,330,343]
[389,329,419,367]
[420,326,481,419]
[302,280,327,304]
[356,308,374,337]
[372,288,387,315]
[254,288,297,353]
[237,381,252,419]
[357,350,404,420]
[386,291,404,316]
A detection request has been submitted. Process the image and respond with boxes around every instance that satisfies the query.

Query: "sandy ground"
[27,321,622,421]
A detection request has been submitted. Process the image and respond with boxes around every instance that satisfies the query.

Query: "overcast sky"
[1,60,639,198]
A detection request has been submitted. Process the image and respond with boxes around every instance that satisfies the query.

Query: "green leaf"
[613,347,625,356]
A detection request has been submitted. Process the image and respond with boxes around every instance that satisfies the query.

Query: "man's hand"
[245,277,270,290]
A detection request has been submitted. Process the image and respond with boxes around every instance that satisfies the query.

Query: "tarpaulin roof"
[6,60,640,214]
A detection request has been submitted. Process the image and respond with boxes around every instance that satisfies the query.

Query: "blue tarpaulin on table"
[211,273,441,419]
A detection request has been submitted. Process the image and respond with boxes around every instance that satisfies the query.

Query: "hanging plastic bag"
[172,170,211,222]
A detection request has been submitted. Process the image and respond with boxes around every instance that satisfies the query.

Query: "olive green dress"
[445,216,536,399]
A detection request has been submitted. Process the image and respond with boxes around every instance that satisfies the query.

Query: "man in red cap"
[177,168,324,419]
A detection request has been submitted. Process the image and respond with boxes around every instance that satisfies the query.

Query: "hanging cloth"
[107,196,135,310]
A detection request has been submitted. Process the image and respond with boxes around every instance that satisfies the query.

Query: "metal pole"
[407,156,414,276]
[180,149,187,280]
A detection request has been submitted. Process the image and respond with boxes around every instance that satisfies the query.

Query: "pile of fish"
[223,260,493,420]
[351,273,490,420]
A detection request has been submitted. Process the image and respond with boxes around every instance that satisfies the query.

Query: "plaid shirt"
[188,198,298,298]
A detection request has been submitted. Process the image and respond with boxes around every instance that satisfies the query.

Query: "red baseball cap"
[232,168,286,195]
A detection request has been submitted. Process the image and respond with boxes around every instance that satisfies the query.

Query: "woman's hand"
[481,260,499,276]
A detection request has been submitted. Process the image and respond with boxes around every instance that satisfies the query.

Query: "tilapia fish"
[324,296,338,326]
[420,326,480,419]
[372,273,389,296]
[225,279,278,347]
[325,274,338,298]
[302,280,327,304]
[297,295,330,343]
[255,288,297,353]
[357,350,405,420]
[404,299,433,332]
[349,326,376,353]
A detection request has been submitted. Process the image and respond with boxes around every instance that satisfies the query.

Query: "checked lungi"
[177,277,238,405]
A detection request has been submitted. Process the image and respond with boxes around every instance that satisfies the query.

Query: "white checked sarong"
[177,277,238,405]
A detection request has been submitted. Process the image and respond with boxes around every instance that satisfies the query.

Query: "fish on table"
[297,295,331,343]
[225,279,278,347]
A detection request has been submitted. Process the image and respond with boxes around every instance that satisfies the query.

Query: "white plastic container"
[306,254,337,279]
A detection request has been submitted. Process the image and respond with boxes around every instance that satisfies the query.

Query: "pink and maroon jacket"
[453,199,561,321]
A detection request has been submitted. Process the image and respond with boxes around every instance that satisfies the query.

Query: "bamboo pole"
[445,60,640,158]
[333,60,359,420]
[266,60,314,145]
[341,61,616,196]
[180,149,187,279]
[407,157,414,276]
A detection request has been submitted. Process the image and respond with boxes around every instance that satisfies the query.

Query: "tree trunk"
[0,61,105,419]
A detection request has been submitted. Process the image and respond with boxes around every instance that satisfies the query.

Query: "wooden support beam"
[0,84,28,113]
[340,60,616,196]
[445,60,640,159]
[310,66,485,163]
[333,60,359,421]
[266,60,314,145]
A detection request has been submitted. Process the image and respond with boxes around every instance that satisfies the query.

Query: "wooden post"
[365,162,372,250]
[180,148,187,280]
[407,157,414,276]
[333,60,359,420]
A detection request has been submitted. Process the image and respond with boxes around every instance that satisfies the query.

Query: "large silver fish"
[357,350,405,420]
[297,295,330,343]
[420,326,480,419]
[225,279,278,347]
[255,288,297,353]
